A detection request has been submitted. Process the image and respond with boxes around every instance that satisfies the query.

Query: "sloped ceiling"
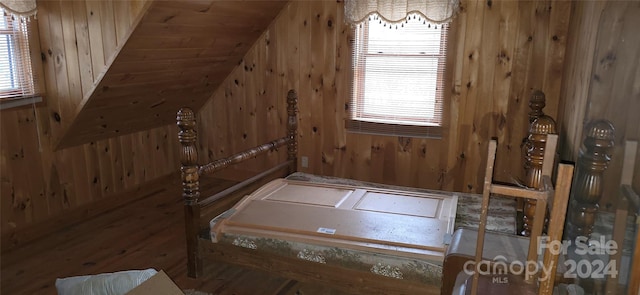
[56,0,288,149]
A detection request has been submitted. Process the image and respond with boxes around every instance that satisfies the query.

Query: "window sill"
[0,96,43,111]
[345,119,442,139]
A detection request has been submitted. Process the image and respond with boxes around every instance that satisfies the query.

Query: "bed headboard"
[176,89,298,277]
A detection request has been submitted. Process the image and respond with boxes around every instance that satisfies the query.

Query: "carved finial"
[287,90,298,171]
[567,119,615,239]
[578,119,615,199]
[584,119,615,147]
[177,108,196,144]
[529,90,546,123]
[529,115,557,135]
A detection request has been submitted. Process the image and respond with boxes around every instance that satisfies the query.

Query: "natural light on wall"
[344,0,458,138]
[0,0,40,110]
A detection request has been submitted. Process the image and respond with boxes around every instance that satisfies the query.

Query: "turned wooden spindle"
[521,115,557,237]
[566,119,615,240]
[177,107,202,278]
[287,89,298,173]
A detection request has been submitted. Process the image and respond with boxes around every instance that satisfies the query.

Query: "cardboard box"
[125,270,185,295]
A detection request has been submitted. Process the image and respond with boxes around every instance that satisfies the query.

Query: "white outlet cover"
[301,156,309,168]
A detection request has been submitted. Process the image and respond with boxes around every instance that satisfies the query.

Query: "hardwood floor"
[1,174,351,295]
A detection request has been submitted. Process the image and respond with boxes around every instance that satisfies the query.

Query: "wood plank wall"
[559,0,640,208]
[37,0,149,143]
[55,1,287,149]
[198,0,572,193]
[0,0,181,244]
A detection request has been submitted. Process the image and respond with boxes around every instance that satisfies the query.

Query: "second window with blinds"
[348,14,448,138]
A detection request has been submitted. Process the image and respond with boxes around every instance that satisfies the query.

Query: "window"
[347,14,448,138]
[0,13,40,109]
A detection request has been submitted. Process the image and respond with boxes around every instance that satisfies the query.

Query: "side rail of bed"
[176,89,299,278]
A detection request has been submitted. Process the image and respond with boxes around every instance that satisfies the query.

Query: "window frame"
[0,13,43,110]
[347,17,450,139]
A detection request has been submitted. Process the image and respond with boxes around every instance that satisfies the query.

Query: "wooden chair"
[608,140,639,295]
[442,134,559,294]
[448,136,574,295]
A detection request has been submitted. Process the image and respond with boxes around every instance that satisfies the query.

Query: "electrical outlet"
[301,156,309,168]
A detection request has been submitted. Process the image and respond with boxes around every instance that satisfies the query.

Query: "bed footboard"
[177,90,298,278]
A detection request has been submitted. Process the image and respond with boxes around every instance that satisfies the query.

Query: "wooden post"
[287,89,298,174]
[566,119,615,240]
[522,116,557,236]
[177,107,202,278]
[520,90,548,236]
[470,140,497,295]
[537,163,575,295]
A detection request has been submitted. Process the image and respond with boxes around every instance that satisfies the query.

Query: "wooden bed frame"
[177,89,299,278]
[176,90,462,294]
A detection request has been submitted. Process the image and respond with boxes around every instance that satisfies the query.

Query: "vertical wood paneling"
[492,0,517,184]
[1,0,176,238]
[457,0,483,192]
[83,142,102,199]
[298,3,313,174]
[229,63,246,170]
[321,3,337,177]
[85,0,106,80]
[60,1,82,112]
[244,41,259,169]
[502,1,533,185]
[599,3,640,206]
[528,0,550,112]
[0,116,14,229]
[255,33,270,169]
[269,26,284,166]
[72,0,94,96]
[560,1,640,207]
[198,0,572,194]
[70,145,90,206]
[543,1,571,118]
[36,0,147,145]
[557,1,604,161]
[37,0,62,145]
[3,111,29,228]
[113,1,131,45]
[47,1,72,129]
[99,1,117,59]
[96,139,113,196]
[470,0,496,192]
[333,4,349,179]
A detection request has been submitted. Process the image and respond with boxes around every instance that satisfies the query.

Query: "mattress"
[209,172,517,285]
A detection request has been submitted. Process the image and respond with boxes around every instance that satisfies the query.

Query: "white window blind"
[348,14,448,138]
[0,13,38,101]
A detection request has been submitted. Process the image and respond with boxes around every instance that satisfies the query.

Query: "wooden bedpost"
[519,90,548,236]
[521,115,557,236]
[287,89,298,173]
[566,119,615,240]
[177,107,202,278]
